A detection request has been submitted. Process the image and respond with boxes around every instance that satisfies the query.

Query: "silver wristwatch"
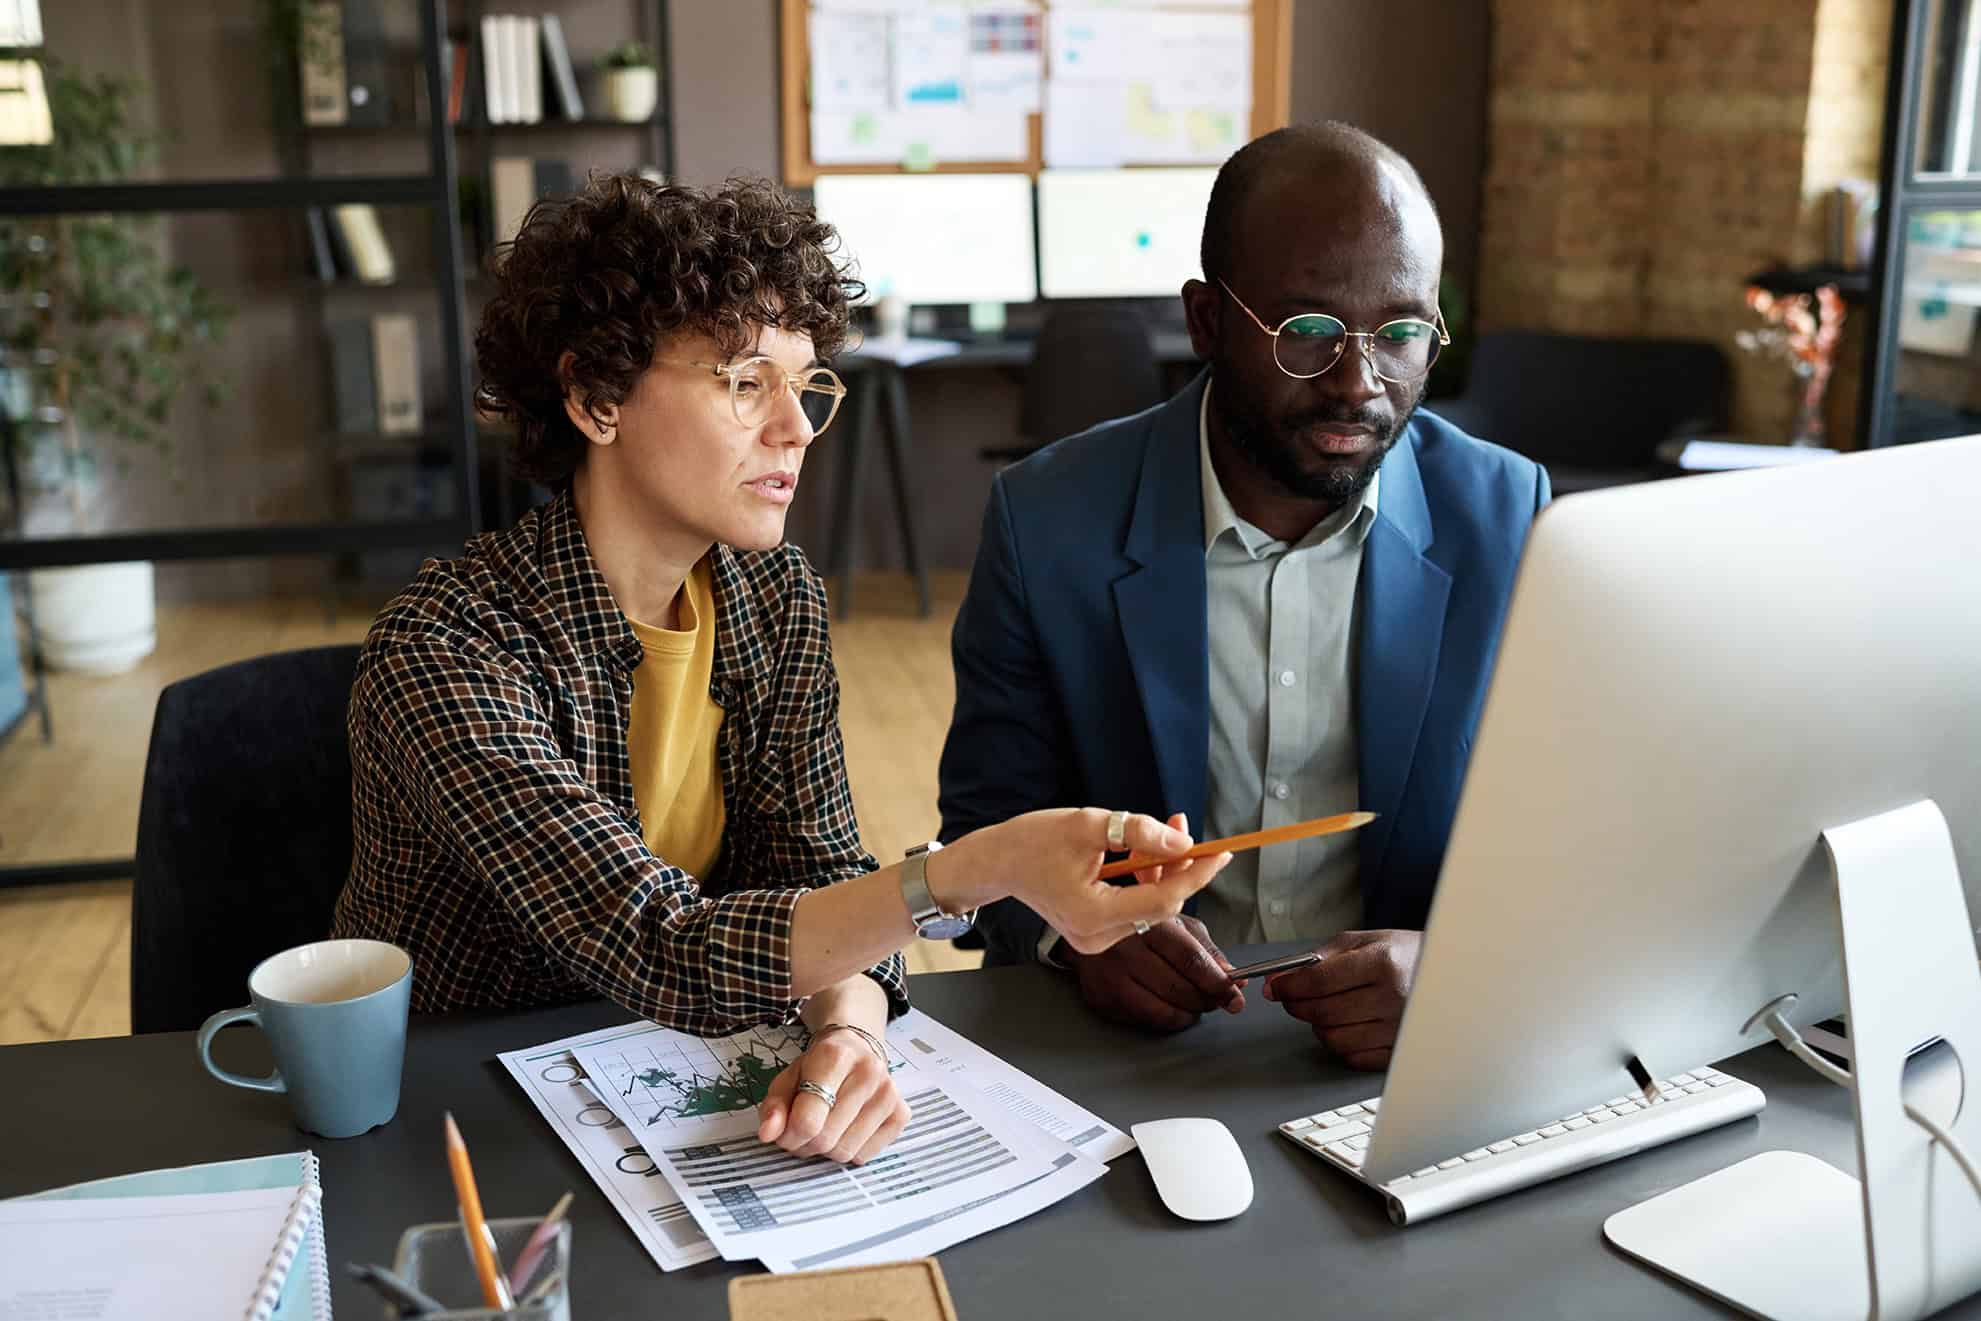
[901,840,975,940]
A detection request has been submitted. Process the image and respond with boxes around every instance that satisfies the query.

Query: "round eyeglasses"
[1218,279,1449,383]
[664,356,848,436]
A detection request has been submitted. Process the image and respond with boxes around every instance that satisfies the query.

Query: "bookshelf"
[0,0,674,888]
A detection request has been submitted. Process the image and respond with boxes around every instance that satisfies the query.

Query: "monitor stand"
[1604,799,1981,1321]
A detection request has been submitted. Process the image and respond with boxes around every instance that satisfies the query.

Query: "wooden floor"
[0,572,980,1046]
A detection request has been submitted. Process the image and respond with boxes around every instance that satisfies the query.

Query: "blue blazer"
[937,371,1550,965]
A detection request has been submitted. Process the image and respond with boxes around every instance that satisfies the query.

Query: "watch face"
[917,912,974,941]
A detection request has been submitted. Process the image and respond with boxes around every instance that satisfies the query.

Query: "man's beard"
[1214,363,1419,505]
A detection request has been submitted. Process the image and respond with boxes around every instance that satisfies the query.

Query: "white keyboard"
[1279,1064,1765,1225]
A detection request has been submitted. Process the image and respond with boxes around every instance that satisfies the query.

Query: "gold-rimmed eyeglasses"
[661,356,848,436]
[1218,279,1449,383]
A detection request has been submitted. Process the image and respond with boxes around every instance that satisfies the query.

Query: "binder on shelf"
[519,15,543,125]
[540,15,584,121]
[444,37,470,125]
[328,319,379,434]
[340,0,391,126]
[480,14,506,124]
[330,203,395,284]
[489,156,575,254]
[303,208,338,282]
[501,15,529,125]
[371,313,424,437]
[298,1,347,126]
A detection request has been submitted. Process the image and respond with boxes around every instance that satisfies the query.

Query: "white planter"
[604,67,658,122]
[27,560,157,675]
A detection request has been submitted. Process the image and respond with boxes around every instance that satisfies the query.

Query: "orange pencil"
[444,1111,513,1310]
[1097,810,1378,880]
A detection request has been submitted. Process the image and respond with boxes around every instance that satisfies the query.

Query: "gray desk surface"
[842,328,1200,370]
[3,953,1964,1320]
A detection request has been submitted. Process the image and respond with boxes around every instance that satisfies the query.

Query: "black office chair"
[131,645,362,1034]
[981,306,1167,464]
[1431,331,1729,494]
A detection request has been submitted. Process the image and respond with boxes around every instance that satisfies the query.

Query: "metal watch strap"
[902,841,975,939]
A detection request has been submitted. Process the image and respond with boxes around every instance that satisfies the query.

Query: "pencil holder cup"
[391,1217,572,1320]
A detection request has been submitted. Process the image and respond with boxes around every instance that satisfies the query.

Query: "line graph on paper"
[582,1024,910,1129]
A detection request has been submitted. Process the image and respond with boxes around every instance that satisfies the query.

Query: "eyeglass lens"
[1275,314,1443,382]
[727,359,845,435]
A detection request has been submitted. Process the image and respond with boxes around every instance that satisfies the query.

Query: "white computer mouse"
[1131,1117,1254,1221]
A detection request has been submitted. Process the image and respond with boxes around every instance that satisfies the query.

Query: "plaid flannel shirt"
[330,492,908,1032]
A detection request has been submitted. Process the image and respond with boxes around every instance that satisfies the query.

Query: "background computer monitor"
[810,173,1037,307]
[1036,168,1218,300]
[1361,437,1981,1184]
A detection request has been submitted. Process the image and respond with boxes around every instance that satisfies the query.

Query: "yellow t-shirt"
[625,558,726,881]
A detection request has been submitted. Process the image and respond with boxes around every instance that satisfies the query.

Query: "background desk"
[831,331,1199,616]
[1,952,1951,1320]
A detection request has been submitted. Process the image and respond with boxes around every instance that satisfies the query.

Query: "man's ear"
[557,350,617,445]
[1181,278,1220,364]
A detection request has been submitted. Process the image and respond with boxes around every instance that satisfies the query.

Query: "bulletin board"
[778,0,1292,187]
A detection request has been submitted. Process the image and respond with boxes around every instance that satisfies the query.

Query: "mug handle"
[196,1005,286,1093]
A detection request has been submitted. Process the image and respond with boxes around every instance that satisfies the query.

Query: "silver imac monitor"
[1362,435,1981,1186]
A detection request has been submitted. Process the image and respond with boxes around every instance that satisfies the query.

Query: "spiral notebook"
[2,1151,329,1320]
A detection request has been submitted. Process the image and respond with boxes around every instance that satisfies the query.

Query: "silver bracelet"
[814,1022,888,1065]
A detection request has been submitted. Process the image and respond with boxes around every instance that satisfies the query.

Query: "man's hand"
[1063,915,1244,1033]
[1263,929,1423,1070]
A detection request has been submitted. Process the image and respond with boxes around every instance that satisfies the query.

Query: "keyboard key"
[1310,1109,1342,1126]
[1488,1140,1518,1154]
[1302,1134,1330,1150]
[1605,1096,1629,1108]
[1513,1133,1543,1146]
[1462,1148,1491,1161]
[1347,1135,1371,1151]
[1412,1166,1439,1178]
[1671,1072,1697,1085]
[1683,1081,1710,1095]
[1437,1157,1465,1170]
[1587,1109,1616,1124]
[1612,1102,1643,1114]
[1538,1124,1569,1138]
[1361,1098,1381,1112]
[1326,1144,1365,1166]
[1706,1074,1734,1086]
[1387,1174,1412,1186]
[1312,1120,1371,1144]
[1284,1118,1315,1132]
[1564,1117,1593,1131]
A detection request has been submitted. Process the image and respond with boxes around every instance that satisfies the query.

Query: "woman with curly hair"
[331,175,1229,1164]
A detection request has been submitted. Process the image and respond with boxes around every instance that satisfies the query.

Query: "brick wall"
[1480,0,1889,446]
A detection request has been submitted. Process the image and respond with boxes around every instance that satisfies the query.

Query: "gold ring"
[1106,809,1129,851]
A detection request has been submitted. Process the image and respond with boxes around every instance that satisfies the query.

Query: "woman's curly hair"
[474,173,864,486]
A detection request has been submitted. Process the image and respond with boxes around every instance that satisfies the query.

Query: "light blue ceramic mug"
[196,938,412,1139]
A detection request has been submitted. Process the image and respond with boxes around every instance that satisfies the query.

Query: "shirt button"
[1278,670,1296,687]
[1269,899,1288,916]
[1272,782,1290,800]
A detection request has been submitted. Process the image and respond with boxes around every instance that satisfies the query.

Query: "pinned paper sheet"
[1148,10,1251,113]
[893,9,968,107]
[968,9,1043,113]
[810,8,891,112]
[814,105,1029,167]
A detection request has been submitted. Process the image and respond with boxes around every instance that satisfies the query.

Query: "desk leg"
[829,375,876,616]
[880,367,931,618]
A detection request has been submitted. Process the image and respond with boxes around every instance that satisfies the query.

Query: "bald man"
[937,123,1549,1066]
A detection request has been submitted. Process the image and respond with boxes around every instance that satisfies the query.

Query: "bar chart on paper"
[667,1086,1016,1234]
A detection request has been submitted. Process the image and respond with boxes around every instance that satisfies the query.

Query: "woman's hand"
[756,1027,910,1165]
[935,808,1233,956]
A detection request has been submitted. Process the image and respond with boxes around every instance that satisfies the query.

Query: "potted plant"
[599,41,658,124]
[0,59,229,673]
